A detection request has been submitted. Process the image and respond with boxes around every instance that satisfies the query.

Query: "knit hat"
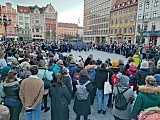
[112,61,119,68]
[57,60,64,66]
[78,62,84,68]
[1,66,11,74]
[117,73,129,87]
[141,61,149,69]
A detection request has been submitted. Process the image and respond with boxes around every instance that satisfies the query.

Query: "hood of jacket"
[129,66,138,73]
[85,65,97,71]
[133,54,139,58]
[3,81,19,87]
[139,85,160,100]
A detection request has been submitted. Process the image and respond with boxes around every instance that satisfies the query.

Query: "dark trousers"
[7,104,22,120]
[72,81,77,97]
[90,82,96,105]
[43,94,48,108]
[76,115,88,120]
[114,116,131,120]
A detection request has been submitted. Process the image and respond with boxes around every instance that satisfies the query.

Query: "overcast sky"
[2,0,84,26]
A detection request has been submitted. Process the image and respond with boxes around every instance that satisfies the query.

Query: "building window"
[146,1,150,9]
[131,7,135,12]
[111,20,114,24]
[126,9,129,13]
[153,11,158,17]
[32,28,34,32]
[125,17,128,23]
[119,28,121,34]
[154,0,159,7]
[139,4,142,10]
[152,23,156,31]
[129,27,132,33]
[36,28,39,32]
[145,12,149,19]
[116,19,118,24]
[138,14,142,20]
[130,16,134,21]
[120,18,123,23]
[124,28,127,33]
[115,29,117,34]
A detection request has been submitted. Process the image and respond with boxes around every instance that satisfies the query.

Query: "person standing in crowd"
[3,70,22,120]
[0,50,7,69]
[49,73,71,120]
[133,52,141,69]
[68,60,77,78]
[125,57,135,71]
[132,76,160,119]
[135,61,154,86]
[37,60,53,112]
[118,59,125,75]
[0,105,10,120]
[19,65,44,120]
[149,60,157,74]
[20,62,31,79]
[112,73,134,120]
[60,68,73,95]
[86,60,97,105]
[84,54,93,67]
[73,69,93,120]
[95,63,111,114]
[154,60,160,85]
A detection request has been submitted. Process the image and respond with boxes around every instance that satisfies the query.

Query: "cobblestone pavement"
[20,49,129,120]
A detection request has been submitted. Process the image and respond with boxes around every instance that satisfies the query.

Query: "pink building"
[1,2,18,40]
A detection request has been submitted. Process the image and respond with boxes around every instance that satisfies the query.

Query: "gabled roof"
[111,0,138,11]
[58,22,78,28]
[17,5,30,13]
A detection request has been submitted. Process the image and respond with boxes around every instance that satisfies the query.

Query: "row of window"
[113,0,137,9]
[139,0,159,10]
[85,0,109,9]
[84,17,108,26]
[111,16,136,24]
[84,30,108,35]
[110,27,135,34]
[138,11,158,20]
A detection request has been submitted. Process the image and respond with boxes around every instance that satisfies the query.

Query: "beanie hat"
[112,61,119,68]
[141,61,149,69]
[1,66,11,74]
[117,73,129,87]
[57,60,64,66]
[78,62,84,68]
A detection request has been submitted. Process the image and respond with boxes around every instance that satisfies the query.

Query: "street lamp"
[0,15,12,41]
[14,25,22,41]
[137,0,149,45]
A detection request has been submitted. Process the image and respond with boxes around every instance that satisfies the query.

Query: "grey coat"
[49,84,71,120]
[112,86,134,120]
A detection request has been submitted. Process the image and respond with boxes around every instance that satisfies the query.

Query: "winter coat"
[95,69,111,90]
[68,65,77,78]
[52,64,63,79]
[154,73,160,85]
[49,84,71,120]
[126,66,138,77]
[63,76,73,94]
[135,68,154,86]
[73,77,93,116]
[138,106,160,120]
[3,81,21,101]
[113,86,134,119]
[37,68,53,81]
[132,85,160,119]
[119,63,126,75]
[84,58,91,67]
[133,54,141,68]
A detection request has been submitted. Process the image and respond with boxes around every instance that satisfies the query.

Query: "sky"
[1,0,84,26]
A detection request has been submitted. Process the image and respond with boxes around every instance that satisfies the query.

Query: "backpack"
[114,86,130,110]
[88,69,96,82]
[111,73,119,86]
[76,80,90,100]
[129,74,136,83]
[73,71,80,81]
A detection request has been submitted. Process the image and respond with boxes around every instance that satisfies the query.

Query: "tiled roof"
[112,0,137,11]
[58,23,78,28]
[17,5,30,13]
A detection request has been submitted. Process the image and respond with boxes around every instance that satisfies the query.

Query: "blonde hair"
[5,70,17,83]
[145,76,156,86]
[0,105,10,120]
[0,51,5,59]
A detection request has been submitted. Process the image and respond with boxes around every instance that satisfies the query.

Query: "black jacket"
[3,81,20,100]
[135,68,154,85]
[95,69,111,90]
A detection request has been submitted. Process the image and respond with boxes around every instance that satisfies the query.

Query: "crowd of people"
[0,41,160,120]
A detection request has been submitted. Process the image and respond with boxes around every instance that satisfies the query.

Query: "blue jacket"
[52,64,63,80]
[154,74,160,85]
[68,65,77,78]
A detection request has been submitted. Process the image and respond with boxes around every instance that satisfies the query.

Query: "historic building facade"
[17,5,31,41]
[57,22,78,41]
[0,5,2,40]
[1,2,18,40]
[83,0,116,43]
[109,0,138,44]
[135,0,160,45]
[44,3,58,41]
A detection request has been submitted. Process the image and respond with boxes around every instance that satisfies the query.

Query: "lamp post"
[14,25,22,41]
[137,0,149,45]
[0,15,12,41]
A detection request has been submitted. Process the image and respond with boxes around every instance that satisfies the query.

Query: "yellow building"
[109,0,138,44]
[0,5,2,40]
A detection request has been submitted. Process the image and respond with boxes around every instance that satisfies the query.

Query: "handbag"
[42,69,51,89]
[104,72,112,94]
